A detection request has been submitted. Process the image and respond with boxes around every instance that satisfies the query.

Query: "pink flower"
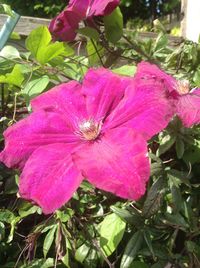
[49,0,120,41]
[0,68,173,214]
[135,61,200,128]
[49,10,81,42]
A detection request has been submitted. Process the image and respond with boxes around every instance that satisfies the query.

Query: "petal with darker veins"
[73,127,150,200]
[19,144,83,214]
[0,110,79,169]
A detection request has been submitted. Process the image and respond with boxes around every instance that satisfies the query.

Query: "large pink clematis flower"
[0,68,173,214]
[135,61,200,128]
[49,0,120,41]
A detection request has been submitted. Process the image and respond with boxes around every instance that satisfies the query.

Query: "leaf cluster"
[0,8,200,268]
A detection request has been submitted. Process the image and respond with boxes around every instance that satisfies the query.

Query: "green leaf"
[0,45,20,59]
[150,162,163,177]
[25,26,51,58]
[0,4,14,17]
[22,75,49,98]
[153,33,168,52]
[112,65,136,76]
[8,216,20,243]
[129,261,148,268]
[111,206,143,226]
[18,202,41,218]
[167,169,190,187]
[19,258,54,268]
[157,133,176,156]
[75,243,90,264]
[43,225,57,258]
[86,40,104,65]
[142,177,165,218]
[0,64,24,86]
[164,213,189,228]
[78,27,100,40]
[176,138,184,159]
[170,185,182,213]
[0,210,15,223]
[0,222,5,241]
[120,231,143,268]
[25,26,69,64]
[99,213,126,256]
[10,31,21,40]
[56,209,74,223]
[183,144,200,164]
[104,7,123,43]
[143,230,155,259]
[193,68,200,87]
[61,237,70,267]
[37,42,66,64]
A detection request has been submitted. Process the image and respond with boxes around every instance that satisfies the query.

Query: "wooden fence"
[0,14,183,48]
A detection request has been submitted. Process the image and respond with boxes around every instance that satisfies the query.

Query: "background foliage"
[4,0,181,21]
[0,1,200,268]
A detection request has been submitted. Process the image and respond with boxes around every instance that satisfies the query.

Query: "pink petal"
[19,144,83,214]
[177,89,200,127]
[135,61,176,94]
[68,0,119,17]
[31,81,87,130]
[49,9,80,42]
[82,68,131,122]
[104,82,174,140]
[68,0,89,18]
[73,127,150,200]
[0,110,78,169]
[89,0,120,16]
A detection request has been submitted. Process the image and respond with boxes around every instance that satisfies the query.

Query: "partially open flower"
[49,0,120,41]
[0,68,173,214]
[49,10,80,42]
[135,61,200,128]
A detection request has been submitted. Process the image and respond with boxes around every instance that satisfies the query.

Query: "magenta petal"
[0,110,78,169]
[19,144,83,214]
[49,9,80,42]
[68,0,119,17]
[89,0,120,16]
[177,89,200,127]
[73,127,150,200]
[105,82,174,140]
[31,81,87,129]
[68,0,89,18]
[135,61,176,94]
[82,68,131,122]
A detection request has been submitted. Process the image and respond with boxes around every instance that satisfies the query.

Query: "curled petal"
[68,0,90,18]
[82,68,131,122]
[49,10,80,42]
[0,110,78,169]
[68,0,120,17]
[31,81,87,130]
[135,61,176,94]
[88,0,120,16]
[73,127,150,200]
[19,144,83,214]
[105,82,174,140]
[177,89,200,127]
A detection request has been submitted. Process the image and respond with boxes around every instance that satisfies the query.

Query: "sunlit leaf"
[120,231,143,268]
[99,213,126,256]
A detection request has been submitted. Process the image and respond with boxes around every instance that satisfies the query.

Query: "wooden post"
[181,0,200,42]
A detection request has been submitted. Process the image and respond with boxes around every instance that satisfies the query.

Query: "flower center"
[177,80,190,95]
[78,119,102,141]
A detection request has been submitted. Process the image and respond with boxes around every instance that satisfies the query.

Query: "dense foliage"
[0,1,200,268]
